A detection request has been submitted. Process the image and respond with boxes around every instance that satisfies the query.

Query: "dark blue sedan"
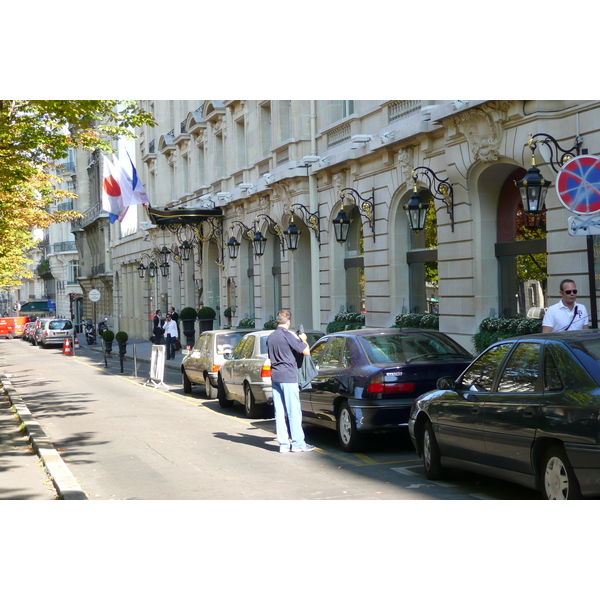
[299,328,473,451]
[409,331,600,499]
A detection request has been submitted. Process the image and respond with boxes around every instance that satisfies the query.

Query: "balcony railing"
[388,100,422,123]
[52,241,77,253]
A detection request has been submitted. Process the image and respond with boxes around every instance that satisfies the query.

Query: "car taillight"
[367,373,415,394]
[260,365,271,378]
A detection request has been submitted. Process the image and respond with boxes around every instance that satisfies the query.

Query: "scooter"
[97,318,108,337]
[83,319,96,345]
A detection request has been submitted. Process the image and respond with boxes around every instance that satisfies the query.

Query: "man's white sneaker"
[291,444,315,453]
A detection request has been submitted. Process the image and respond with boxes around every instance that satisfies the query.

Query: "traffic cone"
[74,333,80,349]
[62,336,73,355]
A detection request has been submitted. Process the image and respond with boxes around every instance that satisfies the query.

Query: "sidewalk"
[1,338,187,500]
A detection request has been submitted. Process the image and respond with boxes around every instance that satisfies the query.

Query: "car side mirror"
[436,376,455,390]
[224,351,232,360]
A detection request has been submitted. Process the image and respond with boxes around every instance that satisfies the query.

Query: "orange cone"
[74,333,80,349]
[62,336,73,355]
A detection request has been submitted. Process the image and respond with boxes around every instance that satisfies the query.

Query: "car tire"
[182,369,192,394]
[422,420,443,480]
[217,374,234,408]
[541,445,581,500]
[244,384,263,419]
[337,401,362,452]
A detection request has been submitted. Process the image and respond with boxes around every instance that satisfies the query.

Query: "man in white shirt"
[542,279,590,332]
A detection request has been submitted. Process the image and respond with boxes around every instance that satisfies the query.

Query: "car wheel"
[541,445,581,500]
[217,374,234,408]
[422,420,443,480]
[337,401,361,452]
[182,369,192,394]
[244,384,263,419]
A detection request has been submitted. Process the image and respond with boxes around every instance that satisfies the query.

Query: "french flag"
[102,155,128,223]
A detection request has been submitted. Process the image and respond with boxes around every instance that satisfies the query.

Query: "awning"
[19,301,51,313]
[147,205,223,227]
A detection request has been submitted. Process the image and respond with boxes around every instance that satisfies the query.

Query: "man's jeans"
[272,382,305,450]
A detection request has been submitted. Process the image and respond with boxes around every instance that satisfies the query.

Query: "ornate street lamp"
[515,152,551,215]
[179,239,192,262]
[404,167,454,233]
[283,217,301,251]
[403,183,430,232]
[252,229,268,257]
[137,263,146,279]
[332,209,351,244]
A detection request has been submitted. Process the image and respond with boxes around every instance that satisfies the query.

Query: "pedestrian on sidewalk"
[169,306,180,337]
[266,310,314,453]
[164,314,179,360]
[153,309,165,344]
[542,278,590,332]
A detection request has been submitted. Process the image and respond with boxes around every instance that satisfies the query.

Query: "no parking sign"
[556,154,600,214]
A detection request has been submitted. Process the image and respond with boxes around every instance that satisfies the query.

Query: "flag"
[123,151,149,207]
[102,155,129,223]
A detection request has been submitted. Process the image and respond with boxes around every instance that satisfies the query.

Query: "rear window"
[358,332,471,364]
[49,320,72,331]
[215,332,246,354]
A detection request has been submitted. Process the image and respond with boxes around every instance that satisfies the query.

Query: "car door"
[435,343,513,463]
[308,336,352,426]
[299,338,328,421]
[481,342,544,474]
[220,335,253,401]
[187,334,208,384]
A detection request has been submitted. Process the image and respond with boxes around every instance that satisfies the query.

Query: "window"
[544,348,563,392]
[330,101,354,122]
[319,337,345,368]
[235,118,246,169]
[460,343,513,392]
[260,102,272,155]
[497,343,541,393]
[279,101,291,140]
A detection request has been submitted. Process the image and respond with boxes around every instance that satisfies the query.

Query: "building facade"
[17,100,600,351]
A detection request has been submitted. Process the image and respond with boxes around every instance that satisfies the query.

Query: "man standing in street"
[542,278,590,332]
[267,310,314,453]
[163,313,179,360]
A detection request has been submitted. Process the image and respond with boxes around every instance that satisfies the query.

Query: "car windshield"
[567,339,600,379]
[358,332,470,364]
[49,320,71,331]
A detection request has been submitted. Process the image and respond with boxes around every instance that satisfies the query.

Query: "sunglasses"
[563,289,578,295]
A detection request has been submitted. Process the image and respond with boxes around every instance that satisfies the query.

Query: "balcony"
[52,241,77,253]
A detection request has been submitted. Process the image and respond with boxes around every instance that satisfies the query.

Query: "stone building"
[23,100,599,350]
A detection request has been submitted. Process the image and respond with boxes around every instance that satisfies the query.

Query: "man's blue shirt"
[267,326,306,383]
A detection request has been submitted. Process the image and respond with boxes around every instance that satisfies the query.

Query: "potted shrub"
[197,306,216,333]
[180,306,197,348]
[102,329,114,353]
[115,331,128,354]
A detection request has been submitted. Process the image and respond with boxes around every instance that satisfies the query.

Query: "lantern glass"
[159,246,171,266]
[253,231,267,257]
[147,261,157,278]
[332,210,351,244]
[159,261,170,277]
[179,240,192,262]
[404,192,429,232]
[284,220,300,251]
[227,236,240,260]
[515,165,551,214]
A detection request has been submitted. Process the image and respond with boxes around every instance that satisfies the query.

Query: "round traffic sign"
[88,289,101,302]
[556,154,600,214]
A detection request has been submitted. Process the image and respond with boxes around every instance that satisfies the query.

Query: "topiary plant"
[102,329,114,342]
[180,306,197,320]
[115,331,128,343]
[197,306,216,320]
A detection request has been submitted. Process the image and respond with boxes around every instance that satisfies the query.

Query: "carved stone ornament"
[397,147,414,183]
[270,182,291,205]
[450,101,511,163]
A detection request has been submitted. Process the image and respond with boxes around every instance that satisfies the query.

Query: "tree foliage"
[0,100,155,287]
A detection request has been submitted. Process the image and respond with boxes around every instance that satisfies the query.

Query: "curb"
[0,371,87,500]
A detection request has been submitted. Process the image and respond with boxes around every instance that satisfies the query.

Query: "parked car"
[181,329,255,398]
[299,328,473,451]
[31,318,51,346]
[22,321,36,342]
[35,318,74,348]
[0,316,30,339]
[409,331,600,499]
[217,331,274,418]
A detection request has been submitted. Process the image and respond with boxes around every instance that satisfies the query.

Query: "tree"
[0,100,155,287]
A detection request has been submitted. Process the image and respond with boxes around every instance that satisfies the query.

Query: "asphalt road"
[2,339,541,500]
